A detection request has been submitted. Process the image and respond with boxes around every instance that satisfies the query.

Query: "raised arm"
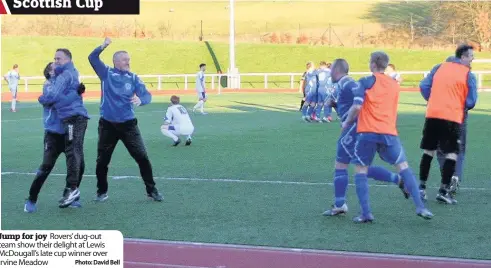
[419,64,440,101]
[465,72,478,110]
[88,37,112,79]
[134,75,152,106]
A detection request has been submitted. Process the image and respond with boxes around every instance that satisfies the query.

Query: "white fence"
[8,71,491,93]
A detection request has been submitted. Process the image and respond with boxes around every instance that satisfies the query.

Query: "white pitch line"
[1,110,164,123]
[1,171,488,191]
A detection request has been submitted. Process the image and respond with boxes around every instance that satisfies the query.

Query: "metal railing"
[5,71,491,93]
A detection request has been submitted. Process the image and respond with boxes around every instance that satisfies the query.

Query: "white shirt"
[5,70,20,88]
[196,71,205,93]
[164,104,194,128]
[387,72,401,84]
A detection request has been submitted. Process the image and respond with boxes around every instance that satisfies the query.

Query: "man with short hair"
[343,51,433,223]
[385,64,402,84]
[193,63,207,115]
[38,48,90,208]
[419,45,477,204]
[322,58,410,217]
[24,62,86,213]
[4,64,20,112]
[161,95,195,146]
[88,37,163,202]
[433,56,469,195]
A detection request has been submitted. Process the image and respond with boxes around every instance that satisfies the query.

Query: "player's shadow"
[230,101,294,113]
[400,102,491,113]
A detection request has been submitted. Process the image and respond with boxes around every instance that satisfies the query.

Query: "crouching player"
[323,59,410,217]
[344,51,433,223]
[161,95,195,146]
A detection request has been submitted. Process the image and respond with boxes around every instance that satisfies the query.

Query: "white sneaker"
[450,176,460,194]
[322,203,348,216]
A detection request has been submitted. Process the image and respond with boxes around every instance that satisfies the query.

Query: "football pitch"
[1,92,491,260]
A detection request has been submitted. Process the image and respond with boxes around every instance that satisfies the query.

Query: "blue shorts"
[353,133,407,166]
[336,122,358,164]
[305,91,318,103]
[317,92,327,103]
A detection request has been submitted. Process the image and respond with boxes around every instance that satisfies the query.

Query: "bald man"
[88,37,163,203]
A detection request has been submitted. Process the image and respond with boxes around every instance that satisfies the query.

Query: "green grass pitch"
[2,92,491,259]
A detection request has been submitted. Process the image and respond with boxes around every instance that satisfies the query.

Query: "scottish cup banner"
[0,0,140,14]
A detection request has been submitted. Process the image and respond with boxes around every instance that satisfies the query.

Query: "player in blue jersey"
[300,62,318,122]
[344,51,433,223]
[433,56,472,197]
[25,62,86,212]
[38,48,90,208]
[315,62,334,123]
[88,37,163,203]
[322,58,410,217]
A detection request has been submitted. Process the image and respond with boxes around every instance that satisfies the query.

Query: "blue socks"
[301,105,308,116]
[307,106,315,117]
[367,166,399,184]
[455,152,465,181]
[324,105,332,118]
[355,173,371,217]
[333,169,349,207]
[316,104,323,119]
[399,168,424,210]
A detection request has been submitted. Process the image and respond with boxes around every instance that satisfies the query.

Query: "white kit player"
[161,95,195,146]
[4,64,20,112]
[193,63,207,115]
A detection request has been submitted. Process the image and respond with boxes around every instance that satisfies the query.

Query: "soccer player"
[322,59,409,217]
[434,56,469,195]
[419,45,477,204]
[88,37,163,202]
[298,63,310,111]
[38,49,90,208]
[344,51,433,223]
[385,64,402,84]
[193,63,207,115]
[300,62,318,122]
[315,61,334,122]
[24,62,86,213]
[4,64,20,112]
[161,95,195,146]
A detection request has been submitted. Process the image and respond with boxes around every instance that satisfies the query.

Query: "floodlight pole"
[228,0,239,89]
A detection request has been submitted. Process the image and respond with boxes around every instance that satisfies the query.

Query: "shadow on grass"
[400,102,491,113]
[204,41,227,88]
[362,2,441,33]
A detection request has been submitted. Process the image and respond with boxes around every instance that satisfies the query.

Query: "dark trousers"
[437,116,467,180]
[63,115,88,189]
[95,118,156,195]
[28,131,84,202]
